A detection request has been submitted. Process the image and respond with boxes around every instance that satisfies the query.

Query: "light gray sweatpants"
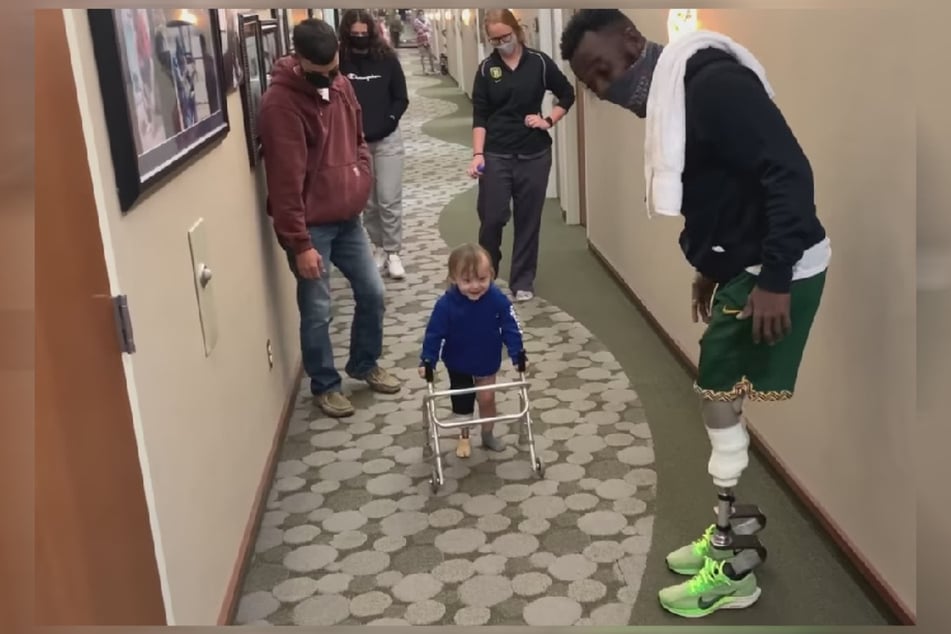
[363,128,405,254]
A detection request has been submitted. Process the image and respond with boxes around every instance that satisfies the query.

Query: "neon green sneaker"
[665,524,733,575]
[659,556,761,618]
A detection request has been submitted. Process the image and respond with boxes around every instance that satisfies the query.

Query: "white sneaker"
[514,290,534,302]
[386,253,406,279]
[373,248,386,272]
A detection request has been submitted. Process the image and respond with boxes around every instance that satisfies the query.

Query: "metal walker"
[421,351,545,493]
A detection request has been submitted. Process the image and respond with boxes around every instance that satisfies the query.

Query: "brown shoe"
[314,391,355,418]
[361,366,401,394]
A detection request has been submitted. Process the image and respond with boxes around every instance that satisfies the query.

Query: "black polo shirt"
[471,47,575,155]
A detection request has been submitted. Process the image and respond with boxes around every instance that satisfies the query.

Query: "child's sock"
[481,430,505,452]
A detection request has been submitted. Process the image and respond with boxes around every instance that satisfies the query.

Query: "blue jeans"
[286,218,385,395]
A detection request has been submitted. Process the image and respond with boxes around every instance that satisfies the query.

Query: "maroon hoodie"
[257,57,372,254]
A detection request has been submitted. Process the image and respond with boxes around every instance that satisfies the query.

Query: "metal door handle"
[199,264,213,287]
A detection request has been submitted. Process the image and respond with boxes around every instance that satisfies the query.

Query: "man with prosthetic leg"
[559,10,830,617]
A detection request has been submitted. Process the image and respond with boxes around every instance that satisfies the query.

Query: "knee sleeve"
[702,399,749,488]
[706,423,750,488]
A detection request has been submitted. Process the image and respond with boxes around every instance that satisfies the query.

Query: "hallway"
[232,53,891,627]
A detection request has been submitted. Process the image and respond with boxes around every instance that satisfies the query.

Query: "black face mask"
[304,68,338,89]
[602,40,663,118]
[350,35,369,51]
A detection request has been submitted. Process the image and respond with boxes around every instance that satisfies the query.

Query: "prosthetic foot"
[665,493,767,575]
[456,427,471,458]
[660,398,768,617]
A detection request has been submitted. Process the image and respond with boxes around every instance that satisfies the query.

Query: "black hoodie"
[681,48,826,293]
[339,51,409,143]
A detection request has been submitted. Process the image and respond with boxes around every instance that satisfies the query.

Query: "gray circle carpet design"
[235,54,658,627]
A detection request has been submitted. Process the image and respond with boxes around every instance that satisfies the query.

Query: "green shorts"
[695,269,827,402]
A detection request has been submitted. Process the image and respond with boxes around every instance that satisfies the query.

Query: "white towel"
[644,30,774,217]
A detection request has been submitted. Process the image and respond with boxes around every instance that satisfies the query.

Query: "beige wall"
[460,12,480,97]
[583,9,916,614]
[64,9,300,624]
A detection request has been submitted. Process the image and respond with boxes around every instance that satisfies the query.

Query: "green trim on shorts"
[695,269,827,402]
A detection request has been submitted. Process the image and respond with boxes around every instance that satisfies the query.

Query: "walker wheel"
[534,458,545,478]
[429,477,439,494]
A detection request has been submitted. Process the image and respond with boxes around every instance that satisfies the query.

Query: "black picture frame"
[217,9,244,93]
[261,19,281,76]
[270,9,292,53]
[237,13,266,167]
[87,9,230,213]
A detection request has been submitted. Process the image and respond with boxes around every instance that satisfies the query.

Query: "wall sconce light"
[667,9,699,43]
[175,9,199,25]
[461,9,472,26]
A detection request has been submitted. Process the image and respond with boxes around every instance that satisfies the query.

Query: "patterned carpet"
[234,55,659,626]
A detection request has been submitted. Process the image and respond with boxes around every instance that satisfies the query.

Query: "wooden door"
[568,9,588,227]
[34,9,167,625]
[575,79,588,227]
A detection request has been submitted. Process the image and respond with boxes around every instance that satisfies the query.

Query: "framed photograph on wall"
[237,13,266,166]
[261,19,281,77]
[270,9,292,54]
[87,9,230,212]
[217,9,245,92]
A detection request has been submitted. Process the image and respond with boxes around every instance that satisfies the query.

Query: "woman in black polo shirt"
[467,9,575,302]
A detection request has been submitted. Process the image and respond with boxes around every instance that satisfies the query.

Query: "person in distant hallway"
[339,9,410,280]
[257,18,401,419]
[412,9,435,74]
[469,9,575,303]
[388,12,403,47]
[560,9,830,618]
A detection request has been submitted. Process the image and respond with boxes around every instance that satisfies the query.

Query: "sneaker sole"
[660,587,762,618]
[368,383,402,395]
[666,561,703,576]
[319,406,355,418]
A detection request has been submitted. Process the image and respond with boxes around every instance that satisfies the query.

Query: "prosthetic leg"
[659,397,766,617]
[705,398,768,575]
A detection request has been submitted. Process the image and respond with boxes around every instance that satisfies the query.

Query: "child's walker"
[421,351,545,493]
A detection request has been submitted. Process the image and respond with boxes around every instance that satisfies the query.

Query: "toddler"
[419,243,526,457]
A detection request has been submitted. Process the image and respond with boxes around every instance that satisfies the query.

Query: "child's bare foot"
[456,436,471,458]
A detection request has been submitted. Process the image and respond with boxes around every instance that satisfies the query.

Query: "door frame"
[35,8,167,625]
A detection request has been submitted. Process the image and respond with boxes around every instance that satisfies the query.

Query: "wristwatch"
[544,115,554,127]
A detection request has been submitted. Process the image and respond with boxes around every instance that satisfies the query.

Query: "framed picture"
[261,19,281,76]
[88,9,230,212]
[237,13,266,166]
[270,9,292,54]
[216,9,244,92]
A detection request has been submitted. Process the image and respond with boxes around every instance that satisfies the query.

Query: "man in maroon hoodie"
[258,19,401,418]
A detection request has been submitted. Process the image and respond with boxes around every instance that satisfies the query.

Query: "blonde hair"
[483,9,526,44]
[447,243,493,287]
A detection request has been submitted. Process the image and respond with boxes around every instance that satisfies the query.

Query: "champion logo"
[346,72,383,82]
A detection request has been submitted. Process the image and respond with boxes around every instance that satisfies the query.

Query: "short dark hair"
[293,18,338,65]
[560,9,632,60]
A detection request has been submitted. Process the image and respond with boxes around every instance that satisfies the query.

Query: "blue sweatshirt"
[420,284,524,377]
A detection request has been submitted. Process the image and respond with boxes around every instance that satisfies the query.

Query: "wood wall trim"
[587,240,915,626]
[217,362,304,624]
